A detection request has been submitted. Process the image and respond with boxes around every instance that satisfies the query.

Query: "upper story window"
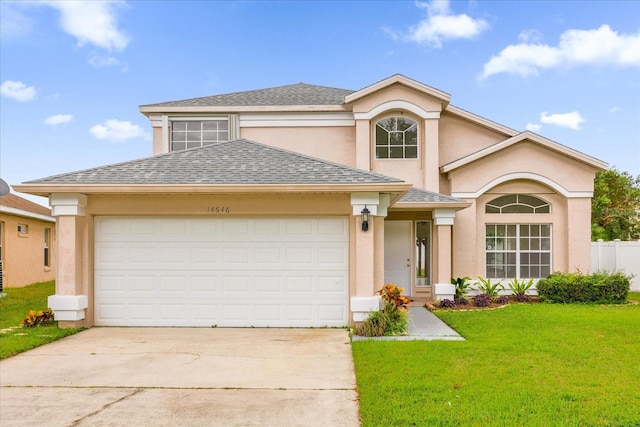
[375,116,418,159]
[171,119,229,151]
[486,194,550,214]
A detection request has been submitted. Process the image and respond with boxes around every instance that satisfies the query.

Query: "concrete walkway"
[352,306,464,341]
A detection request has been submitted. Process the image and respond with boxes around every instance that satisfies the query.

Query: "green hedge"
[537,271,630,304]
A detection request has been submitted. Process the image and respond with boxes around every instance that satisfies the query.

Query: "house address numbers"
[207,206,231,214]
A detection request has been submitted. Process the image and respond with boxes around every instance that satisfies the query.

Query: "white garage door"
[94,217,349,327]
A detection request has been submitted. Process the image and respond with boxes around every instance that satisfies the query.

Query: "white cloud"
[540,111,585,130]
[518,29,542,43]
[393,0,489,48]
[0,80,36,101]
[44,114,73,126]
[609,106,621,113]
[0,1,34,38]
[46,0,130,52]
[481,25,640,79]
[90,119,149,142]
[88,52,121,68]
[526,123,542,132]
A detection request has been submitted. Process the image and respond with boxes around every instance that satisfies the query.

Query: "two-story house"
[14,74,606,328]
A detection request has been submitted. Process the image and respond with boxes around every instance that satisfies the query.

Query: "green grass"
[353,295,640,426]
[0,281,83,359]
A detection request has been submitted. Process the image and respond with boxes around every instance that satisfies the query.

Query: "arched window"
[485,194,550,214]
[375,116,418,159]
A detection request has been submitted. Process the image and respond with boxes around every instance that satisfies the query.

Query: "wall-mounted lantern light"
[361,206,370,232]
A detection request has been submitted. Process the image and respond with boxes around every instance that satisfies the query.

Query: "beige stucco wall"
[447,142,599,279]
[448,141,597,194]
[438,112,511,167]
[0,214,55,287]
[240,126,356,167]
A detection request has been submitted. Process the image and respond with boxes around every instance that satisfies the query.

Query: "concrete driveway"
[0,328,359,427]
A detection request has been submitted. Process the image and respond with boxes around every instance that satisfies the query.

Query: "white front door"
[384,220,412,296]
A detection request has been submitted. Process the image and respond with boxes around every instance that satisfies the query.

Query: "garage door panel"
[94,216,349,327]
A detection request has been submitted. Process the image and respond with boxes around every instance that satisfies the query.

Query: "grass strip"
[0,281,83,359]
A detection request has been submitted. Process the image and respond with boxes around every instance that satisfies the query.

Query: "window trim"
[373,115,419,160]
[17,223,28,235]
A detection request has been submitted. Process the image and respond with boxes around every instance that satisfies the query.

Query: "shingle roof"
[24,139,404,186]
[397,187,466,204]
[141,83,354,108]
[0,193,52,217]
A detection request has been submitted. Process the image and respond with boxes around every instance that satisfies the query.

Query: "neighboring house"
[0,192,56,289]
[14,74,607,328]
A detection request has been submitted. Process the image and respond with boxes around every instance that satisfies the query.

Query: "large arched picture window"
[484,194,552,279]
[375,116,418,159]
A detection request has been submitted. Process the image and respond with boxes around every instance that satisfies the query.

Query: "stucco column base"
[48,294,88,322]
[351,296,382,322]
[433,283,455,301]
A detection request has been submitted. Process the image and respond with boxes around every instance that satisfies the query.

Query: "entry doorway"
[384,220,433,298]
[384,221,412,296]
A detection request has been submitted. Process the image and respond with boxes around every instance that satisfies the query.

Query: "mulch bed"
[426,296,541,311]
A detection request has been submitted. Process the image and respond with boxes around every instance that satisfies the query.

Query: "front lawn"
[352,295,640,426]
[0,281,83,359]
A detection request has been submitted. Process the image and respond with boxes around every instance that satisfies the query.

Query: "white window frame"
[165,115,238,152]
[374,116,419,160]
[485,224,552,279]
[44,227,51,267]
[486,194,550,214]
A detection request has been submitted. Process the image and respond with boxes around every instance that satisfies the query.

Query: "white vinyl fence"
[591,240,640,291]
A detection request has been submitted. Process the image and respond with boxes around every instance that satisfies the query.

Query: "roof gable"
[441,131,608,173]
[345,74,451,106]
[21,139,405,187]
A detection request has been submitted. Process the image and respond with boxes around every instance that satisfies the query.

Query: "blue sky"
[1,0,639,206]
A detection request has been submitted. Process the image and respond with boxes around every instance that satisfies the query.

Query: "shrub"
[21,308,55,327]
[537,271,630,304]
[454,297,469,306]
[358,284,409,337]
[473,293,493,307]
[476,277,504,298]
[495,295,509,305]
[378,283,411,310]
[508,278,534,302]
[440,299,455,308]
[451,277,472,299]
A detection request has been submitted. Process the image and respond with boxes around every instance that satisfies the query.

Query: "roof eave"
[13,183,412,198]
[391,202,471,210]
[0,205,55,222]
[445,105,518,137]
[139,105,349,116]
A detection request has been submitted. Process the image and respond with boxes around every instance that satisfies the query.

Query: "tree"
[591,168,640,241]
